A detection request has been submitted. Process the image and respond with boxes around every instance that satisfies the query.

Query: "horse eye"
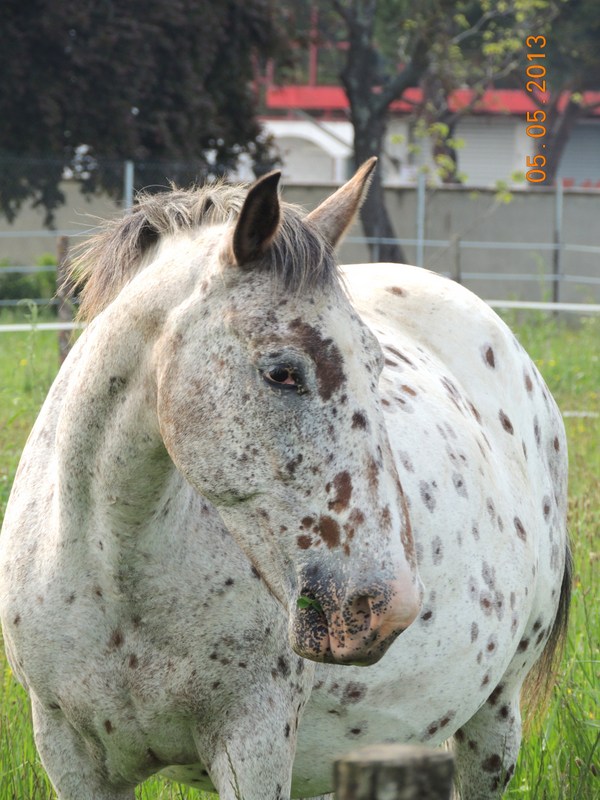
[264,367,298,388]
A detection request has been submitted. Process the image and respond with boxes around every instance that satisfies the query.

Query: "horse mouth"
[290,599,409,666]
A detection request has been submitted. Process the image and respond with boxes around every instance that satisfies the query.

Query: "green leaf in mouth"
[297,596,323,613]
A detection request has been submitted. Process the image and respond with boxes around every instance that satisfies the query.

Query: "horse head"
[157,160,423,665]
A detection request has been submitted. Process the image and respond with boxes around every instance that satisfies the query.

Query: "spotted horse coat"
[0,161,570,800]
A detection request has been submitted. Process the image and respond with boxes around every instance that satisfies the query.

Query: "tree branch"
[377,35,429,113]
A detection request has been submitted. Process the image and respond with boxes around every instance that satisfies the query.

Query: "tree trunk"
[541,95,584,185]
[334,1,409,264]
[353,116,405,263]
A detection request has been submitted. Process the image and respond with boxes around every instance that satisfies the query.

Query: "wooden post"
[56,235,74,365]
[451,234,461,284]
[335,744,455,800]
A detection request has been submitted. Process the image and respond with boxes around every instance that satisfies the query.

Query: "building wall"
[266,115,600,190]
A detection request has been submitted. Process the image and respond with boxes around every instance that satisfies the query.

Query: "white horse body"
[0,166,569,800]
[293,263,568,796]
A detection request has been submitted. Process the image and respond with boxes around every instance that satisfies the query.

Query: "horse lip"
[289,607,404,666]
[290,636,391,666]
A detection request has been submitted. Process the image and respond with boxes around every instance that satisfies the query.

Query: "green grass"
[0,309,598,798]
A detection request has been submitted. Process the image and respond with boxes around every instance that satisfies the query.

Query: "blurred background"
[1,0,599,305]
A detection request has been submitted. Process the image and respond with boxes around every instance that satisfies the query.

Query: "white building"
[260,85,600,188]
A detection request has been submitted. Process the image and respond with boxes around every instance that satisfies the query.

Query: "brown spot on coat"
[328,471,353,513]
[499,410,514,434]
[380,505,392,530]
[108,629,124,650]
[318,516,341,549]
[484,346,496,368]
[367,457,379,491]
[385,345,414,367]
[514,517,527,541]
[419,481,436,512]
[351,412,367,430]
[286,454,303,476]
[482,754,502,773]
[386,286,406,297]
[289,319,345,401]
[342,682,366,703]
[297,534,312,549]
[542,497,551,520]
[468,401,482,423]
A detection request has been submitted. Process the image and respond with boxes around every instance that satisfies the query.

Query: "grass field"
[0,306,598,799]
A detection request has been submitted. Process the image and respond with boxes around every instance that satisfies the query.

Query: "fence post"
[416,172,426,267]
[335,744,454,800]
[56,235,74,365]
[451,234,461,284]
[123,160,135,210]
[552,179,563,305]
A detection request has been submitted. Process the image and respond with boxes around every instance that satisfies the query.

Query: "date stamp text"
[525,35,548,184]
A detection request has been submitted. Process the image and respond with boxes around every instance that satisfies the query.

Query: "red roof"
[266,86,600,115]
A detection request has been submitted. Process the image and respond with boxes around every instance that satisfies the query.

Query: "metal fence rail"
[1,300,599,335]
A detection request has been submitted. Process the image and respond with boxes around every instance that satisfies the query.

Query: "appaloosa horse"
[0,160,570,800]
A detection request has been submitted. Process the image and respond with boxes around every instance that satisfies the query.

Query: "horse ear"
[306,157,377,249]
[232,171,281,266]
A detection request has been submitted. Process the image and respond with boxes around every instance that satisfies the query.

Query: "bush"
[0,255,56,301]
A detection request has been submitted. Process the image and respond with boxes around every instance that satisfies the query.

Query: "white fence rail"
[1,300,599,336]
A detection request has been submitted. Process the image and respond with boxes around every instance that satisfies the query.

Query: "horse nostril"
[349,595,372,631]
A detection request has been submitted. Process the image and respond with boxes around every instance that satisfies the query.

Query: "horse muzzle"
[289,577,422,666]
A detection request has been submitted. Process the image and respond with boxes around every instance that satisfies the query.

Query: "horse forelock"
[264,207,339,294]
[69,182,340,320]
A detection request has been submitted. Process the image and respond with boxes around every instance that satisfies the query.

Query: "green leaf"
[297,596,323,613]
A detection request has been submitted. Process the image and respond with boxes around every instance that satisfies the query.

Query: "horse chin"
[290,635,392,667]
[289,612,395,666]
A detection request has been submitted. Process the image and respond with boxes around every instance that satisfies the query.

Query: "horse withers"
[0,161,570,800]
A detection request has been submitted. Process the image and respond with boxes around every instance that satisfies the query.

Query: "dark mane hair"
[68,181,338,320]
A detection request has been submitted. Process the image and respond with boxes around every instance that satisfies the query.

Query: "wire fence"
[1,165,599,308]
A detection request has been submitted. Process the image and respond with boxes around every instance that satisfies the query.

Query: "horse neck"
[56,300,178,545]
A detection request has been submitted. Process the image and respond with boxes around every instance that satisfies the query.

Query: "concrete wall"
[1,181,599,303]
[0,183,122,266]
[283,183,600,303]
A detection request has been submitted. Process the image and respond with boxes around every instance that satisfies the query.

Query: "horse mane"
[69,180,338,320]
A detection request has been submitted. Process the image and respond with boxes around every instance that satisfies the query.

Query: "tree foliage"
[0,0,288,222]
[300,1,555,261]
